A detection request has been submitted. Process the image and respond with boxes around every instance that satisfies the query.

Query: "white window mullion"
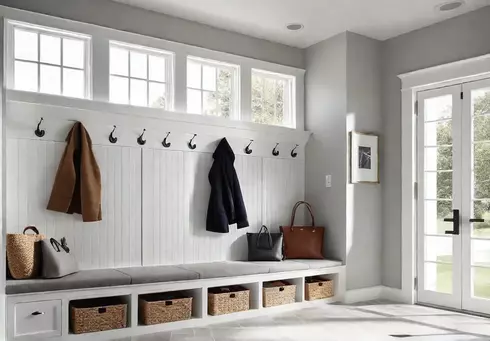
[92,36,109,102]
[240,65,251,122]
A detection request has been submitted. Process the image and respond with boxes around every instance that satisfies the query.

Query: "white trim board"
[398,52,490,305]
[344,286,404,304]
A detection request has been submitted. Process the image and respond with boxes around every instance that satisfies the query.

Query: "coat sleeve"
[206,164,231,233]
[232,169,249,229]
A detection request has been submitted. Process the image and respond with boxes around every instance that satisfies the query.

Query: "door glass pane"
[424,95,452,121]
[472,240,490,267]
[473,267,490,299]
[425,262,452,294]
[425,146,452,171]
[425,200,452,235]
[472,87,490,141]
[473,143,490,199]
[425,121,452,146]
[472,200,490,238]
[424,172,452,199]
[425,236,453,263]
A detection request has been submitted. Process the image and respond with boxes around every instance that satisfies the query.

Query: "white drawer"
[14,300,62,338]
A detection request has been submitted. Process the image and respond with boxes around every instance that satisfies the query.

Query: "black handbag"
[247,225,283,261]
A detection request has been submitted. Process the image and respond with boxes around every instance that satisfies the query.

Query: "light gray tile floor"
[115,301,490,341]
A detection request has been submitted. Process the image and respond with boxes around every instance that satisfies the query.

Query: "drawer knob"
[31,311,44,316]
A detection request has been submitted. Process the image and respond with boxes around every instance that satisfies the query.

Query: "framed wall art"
[350,131,379,184]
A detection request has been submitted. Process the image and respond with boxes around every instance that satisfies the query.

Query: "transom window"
[252,69,295,128]
[9,21,90,98]
[109,42,173,109]
[187,56,239,118]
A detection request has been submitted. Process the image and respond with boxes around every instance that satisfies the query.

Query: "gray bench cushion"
[293,259,342,269]
[117,265,199,284]
[251,260,309,273]
[6,269,131,295]
[178,261,269,279]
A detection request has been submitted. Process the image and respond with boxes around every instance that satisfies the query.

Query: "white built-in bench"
[6,260,345,341]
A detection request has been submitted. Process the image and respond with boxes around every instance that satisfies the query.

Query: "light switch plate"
[325,175,332,188]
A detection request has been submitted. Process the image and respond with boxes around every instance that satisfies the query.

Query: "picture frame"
[350,131,379,184]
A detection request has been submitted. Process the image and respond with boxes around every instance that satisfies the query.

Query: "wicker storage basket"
[305,277,334,301]
[70,297,127,334]
[6,226,45,279]
[208,285,249,316]
[263,280,296,308]
[139,292,192,325]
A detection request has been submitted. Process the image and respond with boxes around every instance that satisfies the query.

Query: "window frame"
[109,40,175,110]
[251,68,296,128]
[186,56,240,119]
[6,19,92,99]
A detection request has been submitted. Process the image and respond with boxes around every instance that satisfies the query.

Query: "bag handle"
[23,226,40,235]
[290,201,315,227]
[256,225,273,250]
[50,237,70,253]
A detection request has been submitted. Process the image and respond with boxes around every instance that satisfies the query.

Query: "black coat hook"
[272,143,280,156]
[291,144,299,158]
[109,125,118,144]
[245,140,253,155]
[137,129,146,145]
[188,134,197,150]
[35,117,45,137]
[162,132,171,148]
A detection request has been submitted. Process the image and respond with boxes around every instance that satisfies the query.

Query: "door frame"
[398,53,490,305]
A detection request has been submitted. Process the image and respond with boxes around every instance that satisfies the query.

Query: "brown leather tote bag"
[280,201,324,259]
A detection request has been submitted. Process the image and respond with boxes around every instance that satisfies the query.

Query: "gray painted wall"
[305,32,382,290]
[381,6,490,288]
[346,33,382,290]
[305,33,348,265]
[0,0,304,69]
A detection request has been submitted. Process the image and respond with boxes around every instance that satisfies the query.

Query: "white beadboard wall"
[6,139,142,270]
[5,98,308,270]
[6,140,305,269]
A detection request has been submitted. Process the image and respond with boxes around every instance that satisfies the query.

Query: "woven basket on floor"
[305,277,334,301]
[263,281,296,307]
[70,297,127,334]
[208,285,249,316]
[139,292,192,325]
[6,226,45,279]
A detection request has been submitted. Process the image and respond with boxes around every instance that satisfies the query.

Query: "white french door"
[417,78,490,315]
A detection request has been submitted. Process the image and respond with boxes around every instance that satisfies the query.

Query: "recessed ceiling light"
[436,0,465,12]
[286,23,304,31]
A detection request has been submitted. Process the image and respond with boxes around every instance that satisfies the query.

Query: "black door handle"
[444,209,460,235]
[470,218,485,223]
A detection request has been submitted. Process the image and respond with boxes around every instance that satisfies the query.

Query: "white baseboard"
[344,286,404,304]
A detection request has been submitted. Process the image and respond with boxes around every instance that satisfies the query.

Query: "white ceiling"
[113,0,490,48]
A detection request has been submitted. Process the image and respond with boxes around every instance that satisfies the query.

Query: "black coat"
[206,138,249,233]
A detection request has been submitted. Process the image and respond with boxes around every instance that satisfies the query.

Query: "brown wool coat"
[47,122,102,222]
